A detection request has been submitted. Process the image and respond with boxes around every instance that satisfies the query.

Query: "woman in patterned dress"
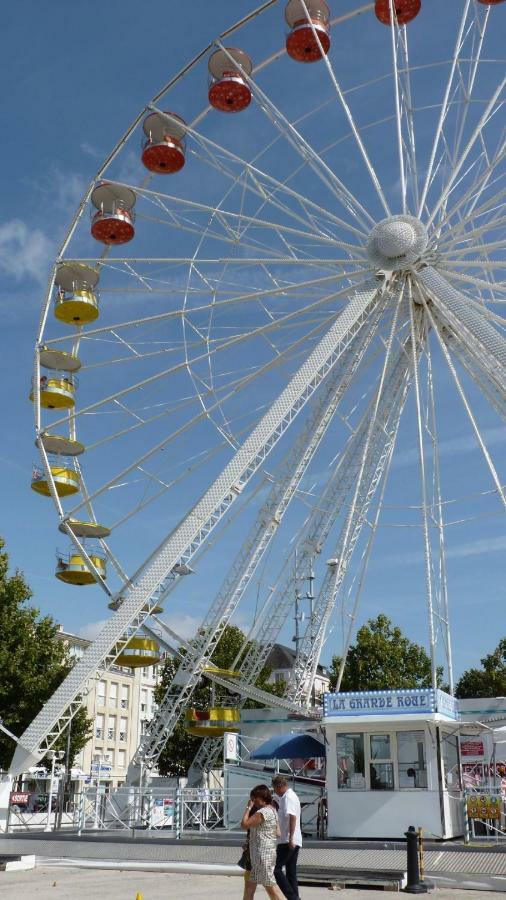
[241,785,283,898]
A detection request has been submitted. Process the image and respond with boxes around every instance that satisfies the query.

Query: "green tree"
[455,638,506,699]
[0,538,91,772]
[154,624,284,777]
[329,614,441,692]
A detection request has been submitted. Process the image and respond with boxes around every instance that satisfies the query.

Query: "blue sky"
[2,1,505,685]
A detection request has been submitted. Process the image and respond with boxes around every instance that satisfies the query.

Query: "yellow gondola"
[54,262,100,325]
[31,463,79,497]
[54,289,99,325]
[115,637,161,668]
[55,550,107,585]
[184,707,241,737]
[202,665,242,678]
[29,374,76,409]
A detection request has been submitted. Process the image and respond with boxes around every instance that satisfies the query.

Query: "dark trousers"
[274,843,299,900]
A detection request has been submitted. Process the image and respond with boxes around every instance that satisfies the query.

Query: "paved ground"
[3,868,506,900]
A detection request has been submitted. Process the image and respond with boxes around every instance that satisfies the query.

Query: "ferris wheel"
[14,0,506,778]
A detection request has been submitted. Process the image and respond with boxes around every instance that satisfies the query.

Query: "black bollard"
[403,825,428,894]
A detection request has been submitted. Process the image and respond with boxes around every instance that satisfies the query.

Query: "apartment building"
[56,628,163,788]
[266,643,330,701]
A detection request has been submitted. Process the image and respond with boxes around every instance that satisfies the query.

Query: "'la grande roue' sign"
[323,688,459,719]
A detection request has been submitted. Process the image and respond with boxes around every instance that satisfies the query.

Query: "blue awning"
[250,732,326,760]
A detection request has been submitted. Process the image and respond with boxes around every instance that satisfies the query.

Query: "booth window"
[442,732,461,789]
[397,730,427,788]
[337,733,365,790]
[370,734,394,790]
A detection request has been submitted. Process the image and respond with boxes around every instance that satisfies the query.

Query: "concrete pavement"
[3,868,506,899]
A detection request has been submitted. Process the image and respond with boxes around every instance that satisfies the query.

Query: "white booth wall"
[325,713,464,839]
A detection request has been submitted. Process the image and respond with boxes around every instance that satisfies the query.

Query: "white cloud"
[381,534,506,567]
[0,219,53,283]
[80,141,103,160]
[78,618,109,641]
[161,612,202,641]
[51,169,87,212]
[394,426,506,468]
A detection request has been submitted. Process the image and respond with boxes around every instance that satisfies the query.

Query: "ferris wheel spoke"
[388,9,407,213]
[396,24,420,214]
[435,267,506,298]
[427,75,506,229]
[295,1,391,217]
[407,285,438,690]
[450,5,491,170]
[417,284,506,513]
[418,0,473,217]
[434,141,506,239]
[130,182,366,257]
[154,107,371,241]
[63,291,371,518]
[216,44,377,231]
[425,323,454,692]
[442,330,506,423]
[437,207,506,250]
[43,264,365,350]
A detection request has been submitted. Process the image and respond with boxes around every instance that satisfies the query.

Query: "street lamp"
[43,750,64,832]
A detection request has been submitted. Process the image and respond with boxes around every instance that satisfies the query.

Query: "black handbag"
[237,847,251,870]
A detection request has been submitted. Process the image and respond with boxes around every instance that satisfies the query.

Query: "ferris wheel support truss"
[187,322,412,783]
[287,292,414,704]
[11,281,383,775]
[131,296,386,773]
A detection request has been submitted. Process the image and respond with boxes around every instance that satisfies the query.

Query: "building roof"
[266,643,329,676]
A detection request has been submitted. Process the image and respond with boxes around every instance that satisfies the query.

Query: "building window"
[370,734,394,790]
[337,733,365,790]
[98,681,106,705]
[95,714,104,739]
[397,730,427,789]
[120,686,129,709]
[105,749,115,767]
[142,668,149,678]
[141,688,148,714]
[274,672,286,684]
[109,682,118,708]
[118,750,126,769]
[107,716,116,741]
[119,717,128,742]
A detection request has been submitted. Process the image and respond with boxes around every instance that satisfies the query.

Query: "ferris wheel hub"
[367,215,428,271]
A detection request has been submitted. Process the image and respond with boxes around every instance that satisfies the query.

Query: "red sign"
[460,740,484,757]
[10,791,30,805]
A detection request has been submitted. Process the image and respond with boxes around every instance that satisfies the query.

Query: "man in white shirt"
[272,775,302,900]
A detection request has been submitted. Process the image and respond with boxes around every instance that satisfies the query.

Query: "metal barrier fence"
[7,784,323,836]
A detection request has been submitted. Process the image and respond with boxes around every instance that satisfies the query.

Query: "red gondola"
[141,111,187,174]
[90,183,136,245]
[285,0,330,63]
[208,48,253,113]
[375,0,421,25]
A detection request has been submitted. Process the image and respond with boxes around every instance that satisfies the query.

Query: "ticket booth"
[323,688,464,839]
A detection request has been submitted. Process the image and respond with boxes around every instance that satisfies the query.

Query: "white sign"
[324,688,459,720]
[224,731,239,763]
[324,689,436,717]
